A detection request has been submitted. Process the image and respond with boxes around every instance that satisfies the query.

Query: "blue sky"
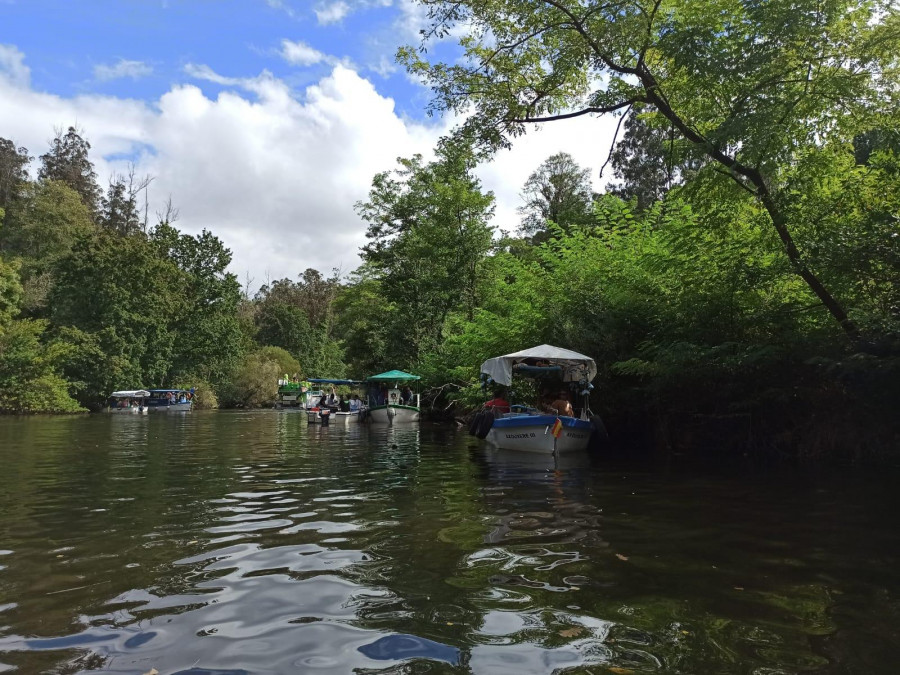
[0,0,617,283]
[4,0,435,115]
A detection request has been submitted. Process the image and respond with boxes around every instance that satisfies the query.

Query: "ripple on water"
[1,415,899,673]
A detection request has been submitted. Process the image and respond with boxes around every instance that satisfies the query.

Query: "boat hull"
[107,407,148,414]
[485,415,591,453]
[306,410,362,424]
[146,402,192,412]
[368,405,419,424]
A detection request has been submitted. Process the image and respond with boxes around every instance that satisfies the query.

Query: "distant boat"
[146,389,193,411]
[304,378,367,424]
[106,390,150,414]
[474,345,601,454]
[365,370,420,425]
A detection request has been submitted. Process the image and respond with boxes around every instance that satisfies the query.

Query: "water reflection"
[0,413,898,673]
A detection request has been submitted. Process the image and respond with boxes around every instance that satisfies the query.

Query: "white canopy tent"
[480,345,597,386]
[110,390,151,398]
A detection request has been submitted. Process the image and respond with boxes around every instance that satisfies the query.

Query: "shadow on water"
[0,411,899,673]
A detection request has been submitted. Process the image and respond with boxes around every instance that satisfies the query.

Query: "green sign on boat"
[366,370,421,381]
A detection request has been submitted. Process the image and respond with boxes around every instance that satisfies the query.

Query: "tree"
[0,181,96,314]
[0,254,22,328]
[38,127,101,215]
[0,319,83,413]
[252,270,346,377]
[356,140,495,363]
[219,347,300,408]
[519,152,594,234]
[50,231,187,402]
[99,176,142,236]
[400,0,900,346]
[0,137,31,210]
[150,221,244,382]
[608,108,693,211]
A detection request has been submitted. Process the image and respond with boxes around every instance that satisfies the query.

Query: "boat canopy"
[110,390,151,398]
[308,378,364,385]
[149,389,189,394]
[366,370,421,382]
[480,344,597,386]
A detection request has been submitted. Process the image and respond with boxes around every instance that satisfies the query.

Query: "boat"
[474,345,601,454]
[305,379,367,424]
[365,370,421,425]
[146,389,193,411]
[276,378,305,407]
[106,390,150,413]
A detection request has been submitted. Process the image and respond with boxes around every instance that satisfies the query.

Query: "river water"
[0,412,898,674]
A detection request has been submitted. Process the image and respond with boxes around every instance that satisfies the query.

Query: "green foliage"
[150,222,245,382]
[401,0,900,342]
[173,377,218,409]
[519,152,594,235]
[252,269,346,377]
[0,137,31,210]
[256,346,301,379]
[0,253,22,327]
[38,127,101,215]
[353,140,495,370]
[0,319,83,413]
[50,231,187,403]
[219,348,298,408]
[0,180,96,314]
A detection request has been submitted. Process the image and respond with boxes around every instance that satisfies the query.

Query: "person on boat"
[547,390,574,417]
[400,386,413,404]
[349,395,361,413]
[484,390,510,414]
[339,395,350,413]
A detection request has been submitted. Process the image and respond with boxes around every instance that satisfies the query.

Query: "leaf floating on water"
[559,626,584,638]
[615,553,629,561]
[734,586,745,591]
[142,669,159,675]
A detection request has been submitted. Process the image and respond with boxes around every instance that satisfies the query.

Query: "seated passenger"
[339,396,350,412]
[484,390,510,414]
[547,390,574,417]
[349,396,361,412]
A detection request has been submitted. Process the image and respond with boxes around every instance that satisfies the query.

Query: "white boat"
[365,370,421,425]
[475,345,601,454]
[304,378,367,423]
[106,390,150,413]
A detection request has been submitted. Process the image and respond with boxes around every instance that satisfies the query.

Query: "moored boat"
[304,378,367,423]
[474,345,602,454]
[146,389,193,411]
[106,390,150,413]
[365,370,420,425]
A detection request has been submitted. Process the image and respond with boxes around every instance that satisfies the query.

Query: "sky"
[0,0,619,286]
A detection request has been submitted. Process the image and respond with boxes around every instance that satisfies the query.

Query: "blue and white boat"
[146,389,193,411]
[476,345,599,454]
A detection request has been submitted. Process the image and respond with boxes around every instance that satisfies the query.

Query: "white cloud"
[0,45,618,286]
[94,58,153,82]
[265,0,297,19]
[0,43,30,87]
[314,1,350,25]
[280,39,326,67]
